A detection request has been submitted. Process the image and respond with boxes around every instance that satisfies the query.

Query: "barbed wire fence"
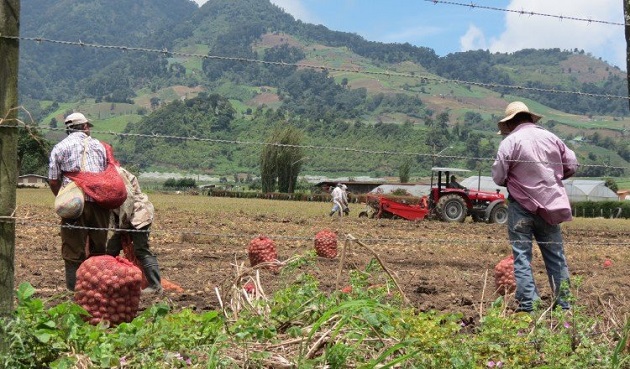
[2,2,629,349]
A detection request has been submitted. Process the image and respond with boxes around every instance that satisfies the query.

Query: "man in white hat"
[329,183,347,217]
[48,112,110,291]
[491,101,579,313]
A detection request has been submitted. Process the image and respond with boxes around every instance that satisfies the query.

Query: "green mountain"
[17,0,630,179]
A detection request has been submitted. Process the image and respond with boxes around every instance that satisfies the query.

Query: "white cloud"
[487,0,624,67]
[460,25,487,51]
[269,0,318,23]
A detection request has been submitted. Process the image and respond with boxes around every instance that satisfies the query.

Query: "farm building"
[17,174,48,188]
[461,176,618,202]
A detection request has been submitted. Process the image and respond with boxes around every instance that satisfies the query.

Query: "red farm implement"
[359,194,430,221]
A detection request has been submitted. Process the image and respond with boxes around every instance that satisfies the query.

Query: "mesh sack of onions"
[74,255,143,326]
[248,235,279,272]
[494,254,516,295]
[314,229,338,258]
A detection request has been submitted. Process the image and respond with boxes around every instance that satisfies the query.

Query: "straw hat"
[497,101,542,135]
[499,101,542,123]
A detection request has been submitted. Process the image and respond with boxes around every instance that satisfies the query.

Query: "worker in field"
[48,112,110,291]
[492,101,579,313]
[106,164,163,295]
[329,183,347,217]
[341,184,350,215]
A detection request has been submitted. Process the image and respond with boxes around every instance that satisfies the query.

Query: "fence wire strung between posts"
[425,0,626,26]
[1,217,629,248]
[1,123,625,171]
[1,33,629,102]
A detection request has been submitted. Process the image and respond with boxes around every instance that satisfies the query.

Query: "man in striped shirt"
[48,112,110,291]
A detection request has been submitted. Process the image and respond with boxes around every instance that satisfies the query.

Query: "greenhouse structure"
[460,177,619,202]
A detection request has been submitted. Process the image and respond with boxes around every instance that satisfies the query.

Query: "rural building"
[617,190,630,201]
[17,174,48,188]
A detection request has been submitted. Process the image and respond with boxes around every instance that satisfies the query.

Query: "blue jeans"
[508,200,571,311]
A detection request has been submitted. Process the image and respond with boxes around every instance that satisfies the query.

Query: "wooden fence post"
[0,0,20,319]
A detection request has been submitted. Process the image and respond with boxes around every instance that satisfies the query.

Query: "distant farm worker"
[341,184,350,215]
[48,112,110,291]
[329,183,346,217]
[492,101,579,313]
[105,159,163,295]
[448,175,466,189]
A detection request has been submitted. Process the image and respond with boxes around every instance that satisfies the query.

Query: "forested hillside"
[16,0,630,180]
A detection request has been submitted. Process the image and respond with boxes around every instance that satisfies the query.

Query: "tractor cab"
[429,167,508,224]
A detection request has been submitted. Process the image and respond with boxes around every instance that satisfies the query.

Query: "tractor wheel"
[489,203,508,224]
[436,194,467,223]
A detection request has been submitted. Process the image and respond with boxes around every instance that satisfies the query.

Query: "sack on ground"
[54,182,85,219]
[74,255,143,326]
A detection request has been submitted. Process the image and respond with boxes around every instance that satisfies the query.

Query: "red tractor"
[429,167,507,224]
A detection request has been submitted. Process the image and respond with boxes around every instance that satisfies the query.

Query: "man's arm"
[560,143,579,180]
[491,149,509,187]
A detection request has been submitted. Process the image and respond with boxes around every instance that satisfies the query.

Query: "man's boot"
[64,260,81,291]
[139,255,163,294]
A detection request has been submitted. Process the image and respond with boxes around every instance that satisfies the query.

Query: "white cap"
[64,112,93,127]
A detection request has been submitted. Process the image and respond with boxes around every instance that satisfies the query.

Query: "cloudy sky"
[193,0,626,70]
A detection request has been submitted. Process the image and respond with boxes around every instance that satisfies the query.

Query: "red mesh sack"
[64,142,127,209]
[314,229,338,258]
[248,235,278,272]
[74,255,142,326]
[121,234,184,293]
[494,254,516,295]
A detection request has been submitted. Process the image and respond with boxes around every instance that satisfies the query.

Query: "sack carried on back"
[54,182,85,219]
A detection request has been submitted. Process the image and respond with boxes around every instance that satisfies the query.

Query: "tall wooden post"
[625,0,630,109]
[0,0,20,318]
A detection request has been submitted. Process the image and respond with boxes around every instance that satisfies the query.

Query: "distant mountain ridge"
[15,0,630,177]
[19,0,627,116]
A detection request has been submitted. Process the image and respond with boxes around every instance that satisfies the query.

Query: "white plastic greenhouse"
[460,176,618,202]
[562,179,618,202]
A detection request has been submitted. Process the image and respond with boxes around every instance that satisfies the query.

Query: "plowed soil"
[13,189,630,322]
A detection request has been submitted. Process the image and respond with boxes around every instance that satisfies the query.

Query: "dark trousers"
[106,225,161,289]
[61,202,110,291]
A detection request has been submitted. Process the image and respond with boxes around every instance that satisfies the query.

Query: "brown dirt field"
[249,92,280,106]
[13,191,630,323]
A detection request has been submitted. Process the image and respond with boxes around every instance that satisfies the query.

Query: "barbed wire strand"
[425,0,625,26]
[1,34,628,102]
[4,216,630,247]
[3,123,626,171]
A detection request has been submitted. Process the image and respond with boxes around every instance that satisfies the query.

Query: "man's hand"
[49,179,61,196]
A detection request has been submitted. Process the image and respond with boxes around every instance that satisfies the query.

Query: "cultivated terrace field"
[3,188,630,368]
